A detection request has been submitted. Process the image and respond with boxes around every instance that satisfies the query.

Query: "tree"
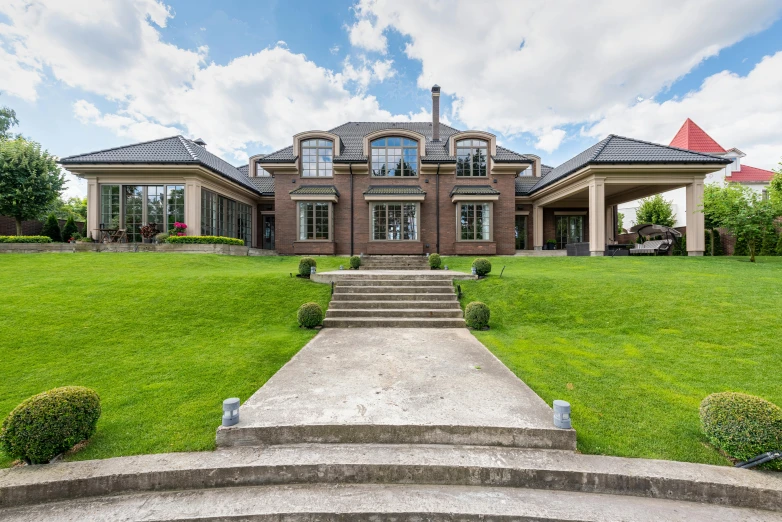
[62,215,79,241]
[52,196,87,222]
[770,169,782,211]
[759,229,778,256]
[703,183,747,257]
[776,231,782,256]
[41,213,62,242]
[636,194,676,227]
[0,96,18,140]
[617,212,625,235]
[0,138,65,235]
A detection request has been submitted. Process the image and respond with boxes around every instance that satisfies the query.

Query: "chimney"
[431,84,440,141]
[193,138,207,148]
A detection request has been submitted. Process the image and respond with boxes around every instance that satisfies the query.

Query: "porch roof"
[364,186,427,196]
[289,185,340,196]
[450,185,500,196]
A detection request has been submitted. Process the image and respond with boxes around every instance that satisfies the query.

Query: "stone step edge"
[215,424,576,451]
[1,444,779,511]
[4,483,774,522]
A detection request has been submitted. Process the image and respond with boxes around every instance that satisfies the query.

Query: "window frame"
[455,139,489,177]
[456,201,493,242]
[369,201,420,241]
[300,139,333,178]
[297,201,333,241]
[370,137,419,178]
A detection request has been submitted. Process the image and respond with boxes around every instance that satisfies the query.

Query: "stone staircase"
[323,273,465,328]
[359,254,429,270]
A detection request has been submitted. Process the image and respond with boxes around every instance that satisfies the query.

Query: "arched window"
[371,137,418,177]
[456,139,488,177]
[301,139,333,177]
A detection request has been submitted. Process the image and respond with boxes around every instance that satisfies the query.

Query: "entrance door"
[262,215,275,250]
[515,215,528,250]
[555,215,584,249]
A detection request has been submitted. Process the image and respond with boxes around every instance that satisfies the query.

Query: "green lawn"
[445,255,782,465]
[0,253,345,467]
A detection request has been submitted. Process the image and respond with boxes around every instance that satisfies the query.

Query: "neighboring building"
[619,118,776,229]
[60,87,728,256]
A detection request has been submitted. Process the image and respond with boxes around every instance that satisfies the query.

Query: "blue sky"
[1,0,781,197]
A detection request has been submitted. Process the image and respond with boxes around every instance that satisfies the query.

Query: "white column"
[588,178,606,255]
[686,180,705,255]
[87,179,99,241]
[185,181,201,236]
[251,204,258,249]
[533,204,544,250]
[605,204,615,243]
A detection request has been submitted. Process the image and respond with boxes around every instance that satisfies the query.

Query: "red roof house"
[724,164,775,183]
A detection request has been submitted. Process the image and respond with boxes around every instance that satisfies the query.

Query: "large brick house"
[60,86,729,256]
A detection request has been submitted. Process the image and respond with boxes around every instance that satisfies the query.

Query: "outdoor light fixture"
[310,266,316,275]
[553,400,571,429]
[471,266,477,276]
[222,398,240,427]
[426,253,430,258]
[339,265,344,270]
[444,265,449,270]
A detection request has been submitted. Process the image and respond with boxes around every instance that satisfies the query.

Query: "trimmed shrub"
[711,229,724,256]
[465,301,490,329]
[165,236,244,246]
[672,234,687,256]
[349,255,361,269]
[298,257,317,277]
[61,216,79,241]
[41,213,62,242]
[472,258,492,276]
[0,386,101,464]
[155,232,169,243]
[704,230,711,256]
[297,302,323,328]
[700,392,782,470]
[759,229,778,256]
[0,236,52,243]
[429,253,442,269]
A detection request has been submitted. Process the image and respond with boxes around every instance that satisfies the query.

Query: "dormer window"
[371,137,418,177]
[301,139,333,177]
[256,163,271,177]
[456,139,488,176]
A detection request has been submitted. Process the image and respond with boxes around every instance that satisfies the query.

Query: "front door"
[262,215,275,250]
[556,215,584,249]
[515,215,527,250]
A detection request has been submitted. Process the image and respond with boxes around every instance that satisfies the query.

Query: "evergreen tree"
[61,215,79,241]
[733,235,748,256]
[776,231,782,256]
[41,213,62,242]
[759,229,777,256]
[704,230,712,256]
[711,229,724,256]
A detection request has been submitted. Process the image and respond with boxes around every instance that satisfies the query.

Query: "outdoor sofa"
[629,239,673,256]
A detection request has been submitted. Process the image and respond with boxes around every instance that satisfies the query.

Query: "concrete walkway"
[217,328,575,449]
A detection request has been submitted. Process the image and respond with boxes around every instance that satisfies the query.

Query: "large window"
[372,203,418,240]
[237,202,252,246]
[301,139,333,177]
[456,139,488,177]
[201,189,251,246]
[555,215,584,249]
[124,186,144,242]
[100,185,120,229]
[459,203,491,240]
[298,202,330,240]
[167,186,185,232]
[371,137,418,177]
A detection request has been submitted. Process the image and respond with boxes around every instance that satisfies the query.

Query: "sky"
[1,0,781,199]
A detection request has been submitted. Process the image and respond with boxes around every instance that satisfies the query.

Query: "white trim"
[364,194,425,202]
[290,194,338,203]
[451,194,499,203]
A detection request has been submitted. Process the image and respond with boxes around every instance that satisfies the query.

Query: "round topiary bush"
[349,255,361,269]
[297,302,323,328]
[298,257,317,277]
[465,301,490,330]
[0,386,101,464]
[472,258,492,277]
[700,392,782,470]
[429,253,442,269]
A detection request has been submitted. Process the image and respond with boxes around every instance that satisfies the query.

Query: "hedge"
[349,255,361,269]
[0,386,101,464]
[429,253,442,269]
[700,392,782,470]
[298,257,317,277]
[165,236,244,246]
[465,301,490,329]
[0,236,53,243]
[297,302,323,328]
[472,258,492,276]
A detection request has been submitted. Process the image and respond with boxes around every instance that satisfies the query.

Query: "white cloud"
[73,100,182,142]
[534,129,566,153]
[585,52,782,170]
[339,57,396,90]
[347,0,781,152]
[330,45,340,55]
[0,47,41,101]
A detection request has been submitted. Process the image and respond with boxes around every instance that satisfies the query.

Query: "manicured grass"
[0,253,345,467]
[445,255,782,465]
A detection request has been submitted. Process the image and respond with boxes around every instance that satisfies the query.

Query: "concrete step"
[5,483,776,521]
[325,309,464,319]
[3,445,780,511]
[329,300,462,310]
[334,285,455,294]
[323,317,467,328]
[338,278,453,287]
[331,292,458,301]
[360,266,430,271]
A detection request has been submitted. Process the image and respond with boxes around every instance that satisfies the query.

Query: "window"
[167,186,185,232]
[519,167,532,176]
[371,137,418,177]
[555,215,584,249]
[237,202,252,246]
[201,189,250,244]
[99,184,183,241]
[147,186,165,228]
[124,186,144,242]
[456,139,488,177]
[301,139,333,177]
[299,202,330,240]
[372,203,418,240]
[256,163,271,177]
[515,215,527,250]
[100,185,120,229]
[459,203,491,240]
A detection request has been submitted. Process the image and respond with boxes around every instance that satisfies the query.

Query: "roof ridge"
[589,135,614,161]
[177,136,200,162]
[59,135,186,161]
[609,134,725,160]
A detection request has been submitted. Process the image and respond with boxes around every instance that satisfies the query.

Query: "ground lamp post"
[222,398,240,427]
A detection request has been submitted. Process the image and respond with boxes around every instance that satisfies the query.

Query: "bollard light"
[444,265,449,271]
[471,266,477,276]
[222,398,240,427]
[310,266,316,275]
[339,265,344,270]
[426,253,430,258]
[553,400,571,429]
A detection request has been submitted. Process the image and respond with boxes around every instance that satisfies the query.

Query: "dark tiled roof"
[541,164,553,176]
[237,164,249,175]
[493,146,533,163]
[249,177,274,196]
[515,177,539,196]
[59,135,261,195]
[262,145,296,163]
[450,185,500,196]
[529,135,731,194]
[289,185,340,196]
[364,185,426,195]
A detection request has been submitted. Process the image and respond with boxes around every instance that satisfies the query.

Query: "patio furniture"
[96,228,127,243]
[628,223,682,256]
[629,239,673,256]
[606,244,633,256]
[566,242,590,256]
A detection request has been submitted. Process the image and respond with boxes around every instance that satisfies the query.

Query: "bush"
[429,253,442,269]
[759,229,778,256]
[0,236,52,243]
[0,386,101,464]
[165,236,244,245]
[672,234,687,256]
[61,215,79,241]
[472,258,492,276]
[733,235,748,256]
[465,301,490,329]
[349,255,361,269]
[700,392,782,470]
[777,232,782,256]
[297,302,323,328]
[711,229,724,256]
[298,257,317,277]
[41,213,62,242]
[155,232,169,243]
